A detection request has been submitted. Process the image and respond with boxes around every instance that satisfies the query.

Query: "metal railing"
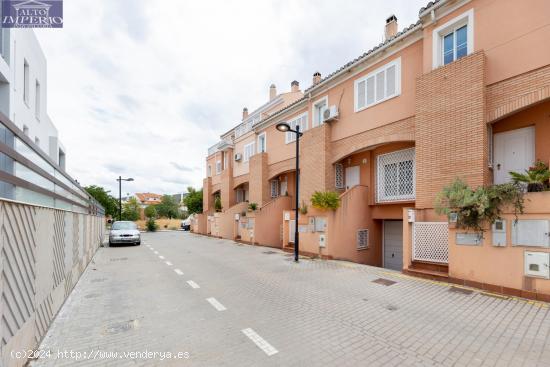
[0,111,104,215]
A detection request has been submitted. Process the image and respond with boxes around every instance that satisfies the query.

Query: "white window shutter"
[386,65,396,96]
[357,80,366,109]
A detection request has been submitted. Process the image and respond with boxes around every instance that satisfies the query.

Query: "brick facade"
[415,51,488,209]
[249,152,269,206]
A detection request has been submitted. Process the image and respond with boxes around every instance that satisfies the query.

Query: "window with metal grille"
[215,160,222,174]
[270,180,279,198]
[357,229,368,250]
[335,163,344,189]
[377,148,415,202]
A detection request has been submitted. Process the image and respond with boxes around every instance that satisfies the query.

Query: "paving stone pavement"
[28,232,550,367]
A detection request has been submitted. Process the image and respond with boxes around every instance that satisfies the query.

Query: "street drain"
[104,319,139,335]
[85,293,100,299]
[449,286,474,295]
[91,278,106,283]
[386,305,398,311]
[262,251,277,255]
[372,278,397,286]
[110,257,128,262]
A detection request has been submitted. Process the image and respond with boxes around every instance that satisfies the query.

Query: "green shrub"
[311,191,340,210]
[146,218,157,232]
[435,178,524,232]
[214,196,222,212]
[300,200,308,214]
[509,160,550,192]
[248,202,258,211]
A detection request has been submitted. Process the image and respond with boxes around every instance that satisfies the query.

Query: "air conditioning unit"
[234,153,242,161]
[323,105,339,122]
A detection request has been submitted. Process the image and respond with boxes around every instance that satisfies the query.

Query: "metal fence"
[0,112,105,367]
[412,222,449,264]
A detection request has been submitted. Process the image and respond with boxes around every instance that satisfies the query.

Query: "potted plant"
[214,196,222,212]
[311,191,340,211]
[248,202,258,211]
[509,161,550,192]
[300,200,308,215]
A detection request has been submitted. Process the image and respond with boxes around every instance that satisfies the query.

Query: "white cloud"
[35,0,427,195]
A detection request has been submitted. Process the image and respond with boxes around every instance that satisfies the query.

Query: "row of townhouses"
[192,0,550,300]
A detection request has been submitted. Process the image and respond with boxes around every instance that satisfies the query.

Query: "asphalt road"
[29,231,550,366]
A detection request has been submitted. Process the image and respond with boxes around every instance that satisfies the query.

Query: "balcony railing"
[0,112,104,215]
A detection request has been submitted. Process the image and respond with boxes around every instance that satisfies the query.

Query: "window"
[357,229,369,250]
[335,163,344,189]
[35,80,40,119]
[354,58,401,112]
[207,165,212,177]
[312,96,328,127]
[376,148,415,202]
[243,142,255,162]
[286,113,308,144]
[432,9,474,68]
[215,160,221,174]
[236,189,244,203]
[270,180,279,198]
[23,60,29,104]
[257,132,266,153]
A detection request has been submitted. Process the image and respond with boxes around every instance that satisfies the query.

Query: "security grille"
[335,163,344,189]
[377,148,415,202]
[412,222,449,263]
[270,180,279,198]
[357,229,369,250]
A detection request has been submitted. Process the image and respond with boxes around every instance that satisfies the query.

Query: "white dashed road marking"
[174,269,184,275]
[187,280,200,289]
[159,255,165,260]
[206,297,226,311]
[242,328,278,356]
[165,261,173,266]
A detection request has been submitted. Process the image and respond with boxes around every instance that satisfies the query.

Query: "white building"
[0,27,66,169]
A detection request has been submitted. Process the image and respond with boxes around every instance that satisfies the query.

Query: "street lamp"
[276,122,303,262]
[116,176,134,221]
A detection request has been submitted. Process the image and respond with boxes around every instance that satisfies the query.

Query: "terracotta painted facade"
[193,0,550,299]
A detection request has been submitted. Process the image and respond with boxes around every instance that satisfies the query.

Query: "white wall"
[0,28,64,167]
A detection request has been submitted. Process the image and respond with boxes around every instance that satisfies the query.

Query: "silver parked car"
[109,221,141,246]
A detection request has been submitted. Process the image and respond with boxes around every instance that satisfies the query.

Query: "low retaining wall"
[1,199,105,367]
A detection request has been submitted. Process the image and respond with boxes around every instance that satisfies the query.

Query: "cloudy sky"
[35,0,427,196]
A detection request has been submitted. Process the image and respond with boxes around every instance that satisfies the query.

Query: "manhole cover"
[91,278,106,283]
[262,251,277,255]
[104,319,139,335]
[85,293,100,299]
[372,278,397,286]
[449,286,474,295]
[110,257,128,262]
[386,305,398,311]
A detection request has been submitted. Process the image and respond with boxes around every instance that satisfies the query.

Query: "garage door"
[384,220,403,271]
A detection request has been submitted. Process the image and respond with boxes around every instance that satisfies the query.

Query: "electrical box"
[315,217,327,232]
[524,251,550,279]
[407,209,415,223]
[234,213,240,221]
[456,232,482,246]
[492,219,506,247]
[284,212,290,221]
[319,234,326,248]
[512,220,550,247]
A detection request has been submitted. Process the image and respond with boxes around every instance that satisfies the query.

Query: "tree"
[156,195,180,219]
[183,187,203,214]
[144,205,157,219]
[85,185,118,218]
[121,197,140,221]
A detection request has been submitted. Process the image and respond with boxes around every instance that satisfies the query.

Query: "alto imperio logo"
[2,0,63,28]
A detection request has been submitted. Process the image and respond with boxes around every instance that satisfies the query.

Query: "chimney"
[269,84,277,100]
[385,14,398,40]
[291,80,300,92]
[313,72,321,85]
[242,107,248,120]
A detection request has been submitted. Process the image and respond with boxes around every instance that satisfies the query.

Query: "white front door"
[345,166,360,190]
[493,126,535,184]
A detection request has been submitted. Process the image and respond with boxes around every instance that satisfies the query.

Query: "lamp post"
[276,122,302,262]
[116,176,134,221]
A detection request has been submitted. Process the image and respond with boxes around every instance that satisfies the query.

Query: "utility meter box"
[234,213,240,221]
[319,234,326,248]
[512,220,550,247]
[524,251,550,279]
[492,219,506,247]
[284,212,291,221]
[407,209,415,223]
